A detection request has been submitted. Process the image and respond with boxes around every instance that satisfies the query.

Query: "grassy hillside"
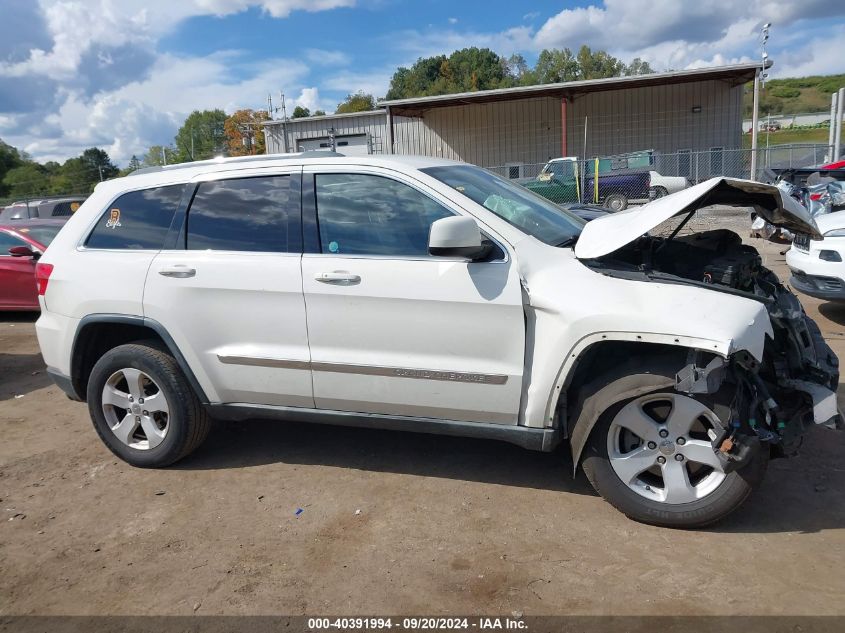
[743,74,845,117]
[741,126,831,148]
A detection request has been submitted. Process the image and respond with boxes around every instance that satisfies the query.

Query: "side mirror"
[428,216,491,260]
[9,245,38,258]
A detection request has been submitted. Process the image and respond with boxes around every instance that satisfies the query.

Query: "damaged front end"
[576,178,842,466]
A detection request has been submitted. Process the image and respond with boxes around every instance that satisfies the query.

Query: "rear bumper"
[46,367,82,401]
[789,269,845,301]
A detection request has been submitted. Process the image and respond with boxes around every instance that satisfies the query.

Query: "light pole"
[750,22,770,181]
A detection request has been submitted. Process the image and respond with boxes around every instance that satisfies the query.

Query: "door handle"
[315,271,360,284]
[158,265,196,278]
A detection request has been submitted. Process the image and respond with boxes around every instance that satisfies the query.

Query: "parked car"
[521,157,688,211]
[786,211,845,301]
[522,157,650,211]
[0,219,65,310]
[0,196,86,222]
[35,154,840,528]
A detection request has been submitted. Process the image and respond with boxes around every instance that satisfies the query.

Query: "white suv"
[35,154,841,527]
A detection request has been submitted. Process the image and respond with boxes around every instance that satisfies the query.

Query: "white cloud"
[292,87,332,113]
[304,48,351,66]
[448,17,457,25]
[193,0,355,18]
[0,0,356,164]
[322,69,393,101]
[532,0,845,73]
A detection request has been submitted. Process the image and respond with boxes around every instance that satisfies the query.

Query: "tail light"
[809,193,823,201]
[35,262,53,296]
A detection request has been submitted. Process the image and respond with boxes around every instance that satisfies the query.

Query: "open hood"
[574,177,821,259]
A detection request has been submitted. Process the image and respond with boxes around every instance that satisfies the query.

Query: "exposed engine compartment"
[583,228,841,463]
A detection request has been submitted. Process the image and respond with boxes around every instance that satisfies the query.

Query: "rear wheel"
[87,342,210,467]
[650,186,668,199]
[603,193,628,211]
[582,390,767,528]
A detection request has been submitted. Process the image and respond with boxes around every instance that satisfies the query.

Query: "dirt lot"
[2,233,845,617]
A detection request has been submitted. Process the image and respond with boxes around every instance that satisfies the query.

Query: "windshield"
[421,165,585,246]
[17,225,62,247]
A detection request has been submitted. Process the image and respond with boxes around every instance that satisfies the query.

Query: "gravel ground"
[1,224,845,617]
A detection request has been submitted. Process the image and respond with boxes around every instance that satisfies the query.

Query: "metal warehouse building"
[263,63,757,179]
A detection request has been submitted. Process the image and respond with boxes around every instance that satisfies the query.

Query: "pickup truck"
[521,157,688,211]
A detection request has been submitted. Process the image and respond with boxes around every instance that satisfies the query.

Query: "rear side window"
[86,186,183,250]
[186,176,297,252]
[50,201,82,217]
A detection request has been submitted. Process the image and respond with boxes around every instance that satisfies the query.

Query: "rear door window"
[186,176,298,253]
[86,186,183,250]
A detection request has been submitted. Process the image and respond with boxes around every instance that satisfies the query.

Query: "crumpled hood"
[574,177,821,259]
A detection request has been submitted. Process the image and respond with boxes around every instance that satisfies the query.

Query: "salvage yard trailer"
[263,63,756,178]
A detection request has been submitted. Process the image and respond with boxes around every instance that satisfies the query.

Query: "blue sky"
[1,0,844,165]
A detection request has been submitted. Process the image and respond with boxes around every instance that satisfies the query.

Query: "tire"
[603,193,628,212]
[650,186,668,199]
[87,341,210,467]
[582,388,768,528]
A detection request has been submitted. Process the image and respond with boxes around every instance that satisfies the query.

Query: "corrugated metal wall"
[565,80,743,158]
[393,97,562,167]
[264,112,388,154]
[262,79,742,171]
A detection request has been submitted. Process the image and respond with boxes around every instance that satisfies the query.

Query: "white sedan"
[786,210,845,301]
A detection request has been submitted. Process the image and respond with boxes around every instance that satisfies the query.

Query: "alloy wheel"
[101,368,170,450]
[607,393,727,504]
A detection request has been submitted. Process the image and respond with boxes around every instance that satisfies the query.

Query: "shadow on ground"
[0,352,51,400]
[819,302,845,327]
[176,417,597,496]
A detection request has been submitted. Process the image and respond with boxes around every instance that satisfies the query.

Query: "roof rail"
[127,150,346,176]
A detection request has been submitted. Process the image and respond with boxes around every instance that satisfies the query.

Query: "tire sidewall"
[604,194,628,211]
[87,345,190,468]
[582,391,768,528]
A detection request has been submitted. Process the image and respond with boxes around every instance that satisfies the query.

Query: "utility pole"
[280,92,290,153]
[161,146,167,165]
[835,87,845,162]
[750,22,770,181]
[829,92,839,162]
[98,165,104,181]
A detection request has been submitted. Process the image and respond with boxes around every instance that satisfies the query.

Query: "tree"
[336,92,377,114]
[223,109,270,156]
[174,109,227,162]
[80,148,119,180]
[385,48,511,100]
[0,139,24,196]
[576,45,624,80]
[534,48,579,83]
[128,155,142,171]
[142,145,177,167]
[624,58,654,76]
[314,109,327,116]
[2,163,49,198]
[292,106,311,118]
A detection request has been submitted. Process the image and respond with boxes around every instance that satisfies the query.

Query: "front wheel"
[582,391,768,528]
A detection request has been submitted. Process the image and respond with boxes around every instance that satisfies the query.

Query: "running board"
[206,403,562,452]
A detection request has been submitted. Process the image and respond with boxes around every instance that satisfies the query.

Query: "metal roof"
[379,62,765,116]
[262,109,386,127]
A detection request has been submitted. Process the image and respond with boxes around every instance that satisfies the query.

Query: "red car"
[0,219,65,310]
[822,159,845,170]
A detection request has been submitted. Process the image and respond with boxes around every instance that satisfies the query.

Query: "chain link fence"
[486,144,831,209]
